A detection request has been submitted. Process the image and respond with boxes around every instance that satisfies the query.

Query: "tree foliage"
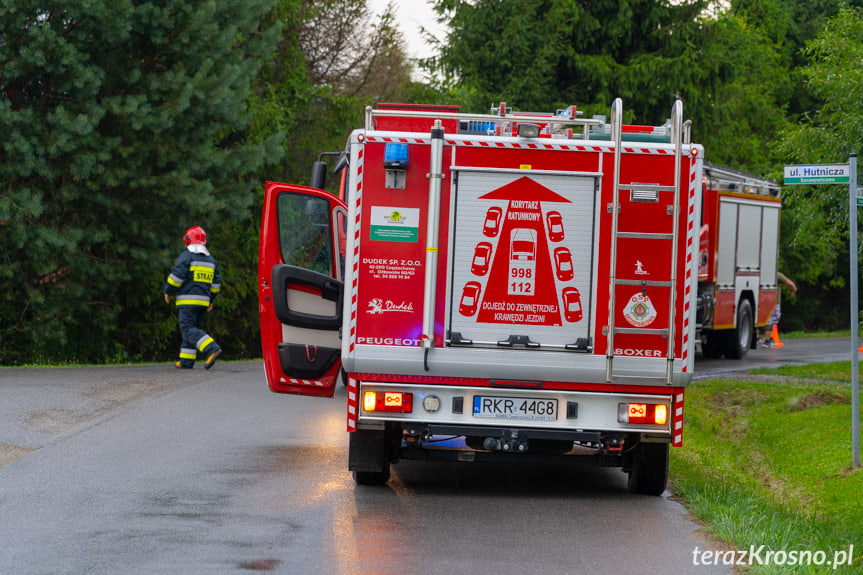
[779,7,863,166]
[428,0,706,115]
[0,0,281,364]
[3,0,861,363]
[302,0,410,98]
[426,0,798,173]
[202,0,415,368]
[253,0,412,188]
[774,7,863,331]
[0,0,417,365]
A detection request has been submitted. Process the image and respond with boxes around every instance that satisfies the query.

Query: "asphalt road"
[3,341,846,574]
[693,336,854,380]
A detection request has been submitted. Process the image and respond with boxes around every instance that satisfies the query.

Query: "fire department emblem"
[623,292,657,327]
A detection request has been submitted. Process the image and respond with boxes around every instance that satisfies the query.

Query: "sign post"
[850,154,859,468]
[785,156,859,467]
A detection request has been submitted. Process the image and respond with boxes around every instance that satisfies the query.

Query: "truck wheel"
[726,298,753,359]
[627,442,669,496]
[349,428,391,486]
[352,467,390,486]
[702,333,723,358]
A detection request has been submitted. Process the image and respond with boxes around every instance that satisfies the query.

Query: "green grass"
[671,364,863,573]
[780,330,851,340]
[751,361,863,384]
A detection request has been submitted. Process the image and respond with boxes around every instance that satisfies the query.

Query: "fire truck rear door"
[258,181,348,397]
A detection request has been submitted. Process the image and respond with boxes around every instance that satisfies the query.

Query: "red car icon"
[554,247,574,281]
[471,242,493,276]
[546,211,564,242]
[459,282,482,316]
[483,207,503,238]
[509,228,537,261]
[561,287,583,322]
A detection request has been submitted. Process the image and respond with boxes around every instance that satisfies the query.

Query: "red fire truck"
[258,99,703,495]
[696,163,782,358]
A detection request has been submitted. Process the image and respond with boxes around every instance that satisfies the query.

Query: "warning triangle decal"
[472,177,571,327]
[478,176,573,203]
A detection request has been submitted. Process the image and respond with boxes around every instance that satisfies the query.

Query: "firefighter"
[164,226,223,369]
[760,271,797,348]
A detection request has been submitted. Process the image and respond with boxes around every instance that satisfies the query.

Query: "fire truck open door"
[258,181,348,397]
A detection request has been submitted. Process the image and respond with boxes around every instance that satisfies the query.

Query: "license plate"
[472,395,558,421]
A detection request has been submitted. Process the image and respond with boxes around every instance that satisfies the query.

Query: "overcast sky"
[367,0,448,61]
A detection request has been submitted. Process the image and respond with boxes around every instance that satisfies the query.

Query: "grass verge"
[670,363,863,573]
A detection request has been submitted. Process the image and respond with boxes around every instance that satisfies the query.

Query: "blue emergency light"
[383,143,409,170]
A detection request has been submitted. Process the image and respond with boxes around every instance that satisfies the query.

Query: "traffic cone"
[771,325,784,348]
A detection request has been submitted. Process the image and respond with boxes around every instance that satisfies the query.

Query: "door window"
[278,193,333,275]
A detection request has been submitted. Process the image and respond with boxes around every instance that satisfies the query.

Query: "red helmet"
[183,226,207,246]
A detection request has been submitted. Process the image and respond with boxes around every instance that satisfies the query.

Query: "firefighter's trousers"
[177,307,220,368]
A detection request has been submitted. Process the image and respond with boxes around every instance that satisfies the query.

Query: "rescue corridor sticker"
[370,206,419,242]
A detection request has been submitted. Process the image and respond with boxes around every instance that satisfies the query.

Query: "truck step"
[616,231,674,240]
[612,327,669,337]
[614,279,672,288]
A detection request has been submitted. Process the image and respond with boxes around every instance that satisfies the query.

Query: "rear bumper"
[354,381,675,437]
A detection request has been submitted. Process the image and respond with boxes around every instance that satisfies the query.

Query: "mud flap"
[348,429,389,472]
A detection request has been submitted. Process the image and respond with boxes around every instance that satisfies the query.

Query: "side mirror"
[310,161,327,190]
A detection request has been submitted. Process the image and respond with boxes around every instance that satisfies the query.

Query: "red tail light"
[618,402,668,425]
[363,391,413,413]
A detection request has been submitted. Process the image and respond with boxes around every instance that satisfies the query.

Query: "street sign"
[784,163,850,185]
[849,154,860,469]
[857,187,863,206]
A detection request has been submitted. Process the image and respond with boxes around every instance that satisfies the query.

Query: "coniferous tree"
[0,1,280,364]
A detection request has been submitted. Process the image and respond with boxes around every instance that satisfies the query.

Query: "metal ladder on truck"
[605,98,686,384]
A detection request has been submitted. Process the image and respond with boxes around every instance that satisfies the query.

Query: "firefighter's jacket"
[164,245,222,308]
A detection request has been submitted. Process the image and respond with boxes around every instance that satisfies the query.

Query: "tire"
[627,442,669,496]
[353,467,391,486]
[349,428,391,485]
[702,333,723,358]
[726,298,753,359]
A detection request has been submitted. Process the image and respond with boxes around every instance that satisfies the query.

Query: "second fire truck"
[697,162,782,358]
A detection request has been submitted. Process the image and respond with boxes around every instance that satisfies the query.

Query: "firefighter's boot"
[195,334,221,370]
[204,347,222,370]
[204,342,222,369]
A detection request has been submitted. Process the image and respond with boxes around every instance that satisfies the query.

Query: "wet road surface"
[3,343,842,574]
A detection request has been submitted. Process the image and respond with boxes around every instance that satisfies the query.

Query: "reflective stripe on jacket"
[164,248,222,307]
